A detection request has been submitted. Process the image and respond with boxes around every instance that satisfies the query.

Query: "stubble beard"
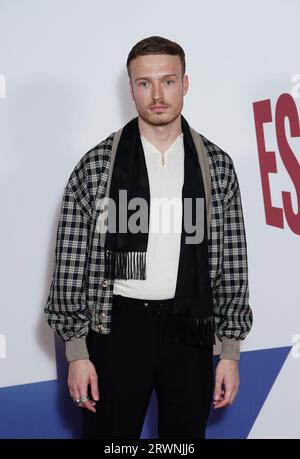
[138,107,182,127]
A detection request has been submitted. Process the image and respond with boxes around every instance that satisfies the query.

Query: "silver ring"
[75,395,89,404]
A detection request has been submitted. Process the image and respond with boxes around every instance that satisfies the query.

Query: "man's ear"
[129,79,135,101]
[183,74,189,96]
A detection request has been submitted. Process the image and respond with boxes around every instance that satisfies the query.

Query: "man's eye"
[165,80,175,85]
[139,82,148,87]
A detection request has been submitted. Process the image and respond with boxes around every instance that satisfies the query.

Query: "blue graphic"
[206,346,291,439]
[0,341,292,439]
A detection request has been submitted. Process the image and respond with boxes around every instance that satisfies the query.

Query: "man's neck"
[138,115,183,153]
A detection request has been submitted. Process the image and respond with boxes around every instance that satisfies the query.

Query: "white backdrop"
[0,0,299,438]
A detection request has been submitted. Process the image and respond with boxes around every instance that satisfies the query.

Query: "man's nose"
[152,82,163,100]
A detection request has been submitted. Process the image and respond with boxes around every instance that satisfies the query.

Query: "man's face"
[129,54,189,127]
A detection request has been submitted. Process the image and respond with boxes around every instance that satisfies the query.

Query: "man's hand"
[68,359,99,413]
[213,359,239,409]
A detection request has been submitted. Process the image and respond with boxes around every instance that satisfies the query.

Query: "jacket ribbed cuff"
[220,337,241,361]
[65,336,90,362]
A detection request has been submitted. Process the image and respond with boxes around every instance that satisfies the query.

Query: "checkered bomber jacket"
[44,124,253,362]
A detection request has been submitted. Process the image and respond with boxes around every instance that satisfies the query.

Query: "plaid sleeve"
[44,181,91,341]
[214,157,253,341]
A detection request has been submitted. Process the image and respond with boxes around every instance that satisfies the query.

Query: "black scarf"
[104,115,215,346]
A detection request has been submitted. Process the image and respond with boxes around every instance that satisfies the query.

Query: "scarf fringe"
[104,249,146,280]
[172,314,215,346]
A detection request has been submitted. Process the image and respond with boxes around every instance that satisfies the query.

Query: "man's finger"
[78,387,97,413]
[90,374,100,401]
[81,399,97,413]
[74,388,86,405]
[213,379,223,402]
[69,388,75,402]
[73,390,83,408]
[73,396,96,413]
[212,389,224,404]
[229,385,239,404]
[214,385,234,408]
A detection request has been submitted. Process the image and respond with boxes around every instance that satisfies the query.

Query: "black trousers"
[82,294,214,439]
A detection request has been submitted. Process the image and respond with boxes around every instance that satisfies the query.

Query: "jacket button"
[97,324,104,331]
[101,280,108,288]
[100,312,106,318]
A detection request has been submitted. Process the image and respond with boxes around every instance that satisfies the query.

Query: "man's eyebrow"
[134,73,178,82]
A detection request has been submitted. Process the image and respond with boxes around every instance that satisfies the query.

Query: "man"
[44,36,253,439]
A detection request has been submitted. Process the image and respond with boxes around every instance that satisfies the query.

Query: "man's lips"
[150,106,168,112]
